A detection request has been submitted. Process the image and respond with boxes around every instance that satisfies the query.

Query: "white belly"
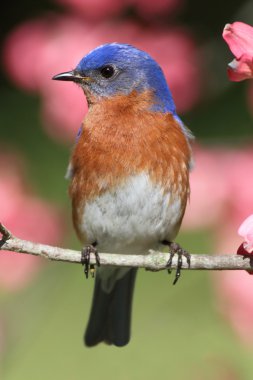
[79,173,183,254]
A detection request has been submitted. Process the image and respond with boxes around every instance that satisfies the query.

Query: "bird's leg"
[81,242,100,279]
[162,240,191,285]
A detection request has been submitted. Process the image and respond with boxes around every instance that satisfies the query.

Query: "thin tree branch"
[0,223,252,271]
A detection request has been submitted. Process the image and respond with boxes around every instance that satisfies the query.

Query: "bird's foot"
[81,243,100,279]
[163,241,191,285]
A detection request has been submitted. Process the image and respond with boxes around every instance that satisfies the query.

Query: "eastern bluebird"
[53,43,193,347]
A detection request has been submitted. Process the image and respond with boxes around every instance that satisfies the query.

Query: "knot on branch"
[0,223,13,246]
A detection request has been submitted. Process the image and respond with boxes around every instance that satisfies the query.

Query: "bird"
[52,43,193,348]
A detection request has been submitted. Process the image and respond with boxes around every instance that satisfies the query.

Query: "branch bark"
[0,223,252,271]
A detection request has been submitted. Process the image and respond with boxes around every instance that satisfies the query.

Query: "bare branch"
[0,223,252,271]
[0,223,13,240]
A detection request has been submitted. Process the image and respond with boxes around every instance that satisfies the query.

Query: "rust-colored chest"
[69,92,192,235]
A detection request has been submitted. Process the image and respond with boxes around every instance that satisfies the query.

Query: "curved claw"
[81,244,100,279]
[163,241,191,285]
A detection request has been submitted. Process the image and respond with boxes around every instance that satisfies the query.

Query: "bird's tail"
[84,268,137,347]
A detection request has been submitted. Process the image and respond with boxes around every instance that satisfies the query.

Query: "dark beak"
[52,70,90,83]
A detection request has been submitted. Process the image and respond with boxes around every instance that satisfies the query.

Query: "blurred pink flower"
[3,15,202,142]
[55,0,125,20]
[135,27,201,112]
[0,150,64,292]
[214,269,253,347]
[238,215,253,254]
[55,0,183,20]
[223,22,253,81]
[220,148,253,226]
[212,149,253,346]
[213,223,253,347]
[183,146,253,232]
[182,145,229,230]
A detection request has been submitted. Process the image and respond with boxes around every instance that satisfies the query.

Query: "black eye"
[100,65,115,79]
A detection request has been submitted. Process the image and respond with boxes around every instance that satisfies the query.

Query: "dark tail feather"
[84,269,137,347]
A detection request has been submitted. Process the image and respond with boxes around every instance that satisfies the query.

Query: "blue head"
[53,43,177,114]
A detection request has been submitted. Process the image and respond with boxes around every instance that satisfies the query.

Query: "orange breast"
[69,90,192,238]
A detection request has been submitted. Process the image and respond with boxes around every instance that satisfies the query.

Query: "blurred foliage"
[187,83,253,142]
[0,87,70,202]
[1,1,253,380]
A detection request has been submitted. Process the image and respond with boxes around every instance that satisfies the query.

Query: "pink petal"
[243,242,253,254]
[238,214,253,241]
[223,22,253,59]
[238,215,253,255]
[0,150,65,292]
[227,55,253,81]
[247,232,253,242]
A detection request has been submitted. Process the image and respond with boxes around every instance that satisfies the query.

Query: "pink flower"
[214,269,253,347]
[238,215,253,254]
[182,145,229,230]
[221,148,253,226]
[183,146,253,234]
[0,150,65,292]
[55,0,125,20]
[55,0,183,20]
[212,152,253,345]
[3,16,202,143]
[213,226,253,346]
[223,22,253,81]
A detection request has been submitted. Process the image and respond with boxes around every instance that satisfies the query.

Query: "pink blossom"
[238,215,253,254]
[182,145,229,230]
[55,0,183,20]
[212,151,253,345]
[2,19,49,91]
[42,81,86,141]
[55,0,125,21]
[3,16,202,142]
[214,269,253,347]
[223,22,253,81]
[220,148,253,226]
[183,146,253,233]
[213,225,253,346]
[214,236,253,343]
[0,151,64,292]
